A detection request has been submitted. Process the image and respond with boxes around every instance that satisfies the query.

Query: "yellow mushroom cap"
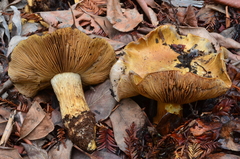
[110,25,231,104]
[8,27,116,97]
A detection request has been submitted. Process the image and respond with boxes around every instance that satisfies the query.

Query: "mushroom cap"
[9,27,116,97]
[110,25,231,103]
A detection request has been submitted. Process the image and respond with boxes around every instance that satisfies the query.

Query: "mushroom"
[110,25,232,123]
[8,27,116,151]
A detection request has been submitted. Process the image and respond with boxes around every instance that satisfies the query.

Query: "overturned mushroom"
[8,27,116,151]
[110,25,231,123]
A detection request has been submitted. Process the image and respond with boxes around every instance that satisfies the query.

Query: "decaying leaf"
[183,5,198,27]
[211,0,240,9]
[48,139,73,159]
[91,150,121,159]
[210,32,240,49]
[20,101,54,140]
[162,0,204,8]
[110,98,147,152]
[136,0,158,26]
[22,143,48,159]
[75,0,107,15]
[207,152,240,159]
[0,146,22,159]
[10,6,22,36]
[107,0,143,32]
[0,121,7,136]
[219,118,240,151]
[85,79,117,122]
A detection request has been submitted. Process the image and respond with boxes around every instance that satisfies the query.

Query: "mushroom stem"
[153,102,182,124]
[51,72,96,151]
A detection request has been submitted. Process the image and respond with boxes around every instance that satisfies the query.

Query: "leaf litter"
[0,0,240,158]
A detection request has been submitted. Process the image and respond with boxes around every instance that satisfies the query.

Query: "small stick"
[0,110,16,146]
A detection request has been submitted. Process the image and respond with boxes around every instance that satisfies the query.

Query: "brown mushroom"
[110,25,232,123]
[8,27,116,151]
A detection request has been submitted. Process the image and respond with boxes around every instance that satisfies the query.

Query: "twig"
[0,110,16,146]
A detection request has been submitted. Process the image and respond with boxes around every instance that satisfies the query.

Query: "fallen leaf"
[6,36,28,57]
[10,6,22,36]
[136,0,158,26]
[0,146,22,159]
[91,150,121,159]
[196,5,216,28]
[220,26,238,39]
[71,147,90,159]
[0,13,10,43]
[183,5,198,27]
[22,143,48,159]
[91,15,119,38]
[0,121,7,136]
[106,0,143,32]
[85,79,117,122]
[48,139,73,159]
[144,0,159,8]
[50,108,63,127]
[109,98,147,152]
[211,0,240,9]
[24,114,54,140]
[207,152,240,159]
[219,118,240,151]
[20,101,54,140]
[162,0,204,8]
[21,22,43,36]
[210,32,240,49]
[75,0,107,15]
[0,105,12,121]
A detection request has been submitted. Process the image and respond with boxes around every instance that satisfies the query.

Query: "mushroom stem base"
[153,103,182,124]
[51,72,96,151]
[63,110,96,151]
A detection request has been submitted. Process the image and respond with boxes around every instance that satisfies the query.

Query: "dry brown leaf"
[183,5,198,27]
[109,98,147,152]
[48,139,73,159]
[219,118,240,151]
[22,143,48,159]
[75,13,101,33]
[91,151,121,159]
[136,0,158,26]
[0,146,22,159]
[211,0,240,9]
[50,108,63,127]
[85,79,117,122]
[0,121,7,136]
[107,0,143,32]
[20,101,45,139]
[207,152,240,159]
[0,105,12,121]
[20,101,54,141]
[75,0,107,15]
[24,114,54,140]
[210,32,240,49]
[91,15,119,38]
[39,10,82,31]
[39,10,99,34]
[144,0,159,8]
